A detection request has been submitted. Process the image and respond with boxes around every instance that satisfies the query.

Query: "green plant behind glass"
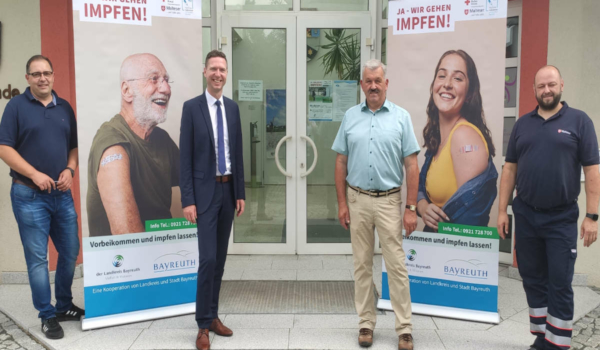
[320,29,361,81]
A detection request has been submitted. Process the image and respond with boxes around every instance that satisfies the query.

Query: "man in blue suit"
[179,50,245,350]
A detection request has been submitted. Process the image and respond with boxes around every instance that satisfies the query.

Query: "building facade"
[1,0,600,285]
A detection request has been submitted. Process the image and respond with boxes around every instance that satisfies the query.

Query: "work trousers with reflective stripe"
[513,196,578,349]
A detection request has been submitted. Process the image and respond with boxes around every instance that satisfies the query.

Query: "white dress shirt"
[205,90,232,175]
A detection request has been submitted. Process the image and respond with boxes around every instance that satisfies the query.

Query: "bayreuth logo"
[153,250,197,273]
[444,259,488,280]
[112,255,124,268]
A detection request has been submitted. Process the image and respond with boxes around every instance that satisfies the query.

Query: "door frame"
[295,14,372,254]
[222,14,297,254]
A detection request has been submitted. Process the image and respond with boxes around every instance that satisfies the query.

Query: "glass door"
[296,15,371,254]
[222,15,297,254]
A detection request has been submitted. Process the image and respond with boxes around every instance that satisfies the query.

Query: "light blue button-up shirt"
[331,99,420,191]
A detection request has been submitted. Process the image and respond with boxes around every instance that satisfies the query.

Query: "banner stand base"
[377,299,499,324]
[82,302,196,330]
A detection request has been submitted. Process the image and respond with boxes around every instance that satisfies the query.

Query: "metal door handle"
[300,135,318,178]
[275,135,292,178]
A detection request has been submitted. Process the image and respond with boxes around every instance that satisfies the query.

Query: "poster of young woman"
[71,0,203,330]
[378,0,507,323]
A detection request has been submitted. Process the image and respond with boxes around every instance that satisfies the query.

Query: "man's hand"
[581,217,598,247]
[417,200,449,230]
[338,203,350,230]
[56,168,73,192]
[403,209,417,236]
[497,211,509,240]
[183,205,197,224]
[30,171,56,193]
[236,199,245,217]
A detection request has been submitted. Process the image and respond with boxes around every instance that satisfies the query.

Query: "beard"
[536,91,562,111]
[132,89,169,130]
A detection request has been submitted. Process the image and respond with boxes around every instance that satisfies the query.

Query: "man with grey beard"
[87,53,180,236]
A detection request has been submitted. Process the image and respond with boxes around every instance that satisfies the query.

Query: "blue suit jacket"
[179,93,245,214]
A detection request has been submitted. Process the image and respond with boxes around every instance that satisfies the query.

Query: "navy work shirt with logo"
[0,87,78,187]
[505,102,599,209]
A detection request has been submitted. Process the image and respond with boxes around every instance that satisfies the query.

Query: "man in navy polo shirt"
[498,65,600,350]
[0,55,84,340]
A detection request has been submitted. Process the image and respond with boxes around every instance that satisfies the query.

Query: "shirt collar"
[531,101,569,119]
[24,87,58,106]
[360,99,391,113]
[205,89,224,107]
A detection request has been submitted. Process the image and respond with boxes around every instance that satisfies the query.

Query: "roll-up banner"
[71,0,203,330]
[378,0,507,323]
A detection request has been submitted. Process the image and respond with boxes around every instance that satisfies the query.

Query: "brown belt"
[13,178,39,190]
[216,175,232,183]
[348,184,400,198]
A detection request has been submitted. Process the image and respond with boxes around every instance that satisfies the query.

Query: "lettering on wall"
[1,84,21,100]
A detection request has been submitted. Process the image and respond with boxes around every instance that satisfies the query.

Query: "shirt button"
[372,125,374,128]
[370,151,372,154]
[370,138,373,140]
[371,178,373,181]
[370,165,372,167]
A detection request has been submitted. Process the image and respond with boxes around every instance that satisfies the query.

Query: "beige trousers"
[347,187,412,335]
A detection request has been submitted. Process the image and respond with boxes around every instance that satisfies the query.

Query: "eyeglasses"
[127,76,174,86]
[28,71,54,79]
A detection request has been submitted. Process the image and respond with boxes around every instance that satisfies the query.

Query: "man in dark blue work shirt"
[0,55,85,340]
[498,65,600,350]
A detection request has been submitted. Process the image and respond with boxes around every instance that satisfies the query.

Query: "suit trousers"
[195,180,235,329]
[347,187,412,336]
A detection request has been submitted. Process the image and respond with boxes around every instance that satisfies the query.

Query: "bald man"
[498,66,600,350]
[87,53,180,236]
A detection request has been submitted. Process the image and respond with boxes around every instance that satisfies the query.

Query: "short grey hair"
[362,59,387,78]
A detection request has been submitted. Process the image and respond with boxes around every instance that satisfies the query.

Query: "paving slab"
[436,329,527,350]
[222,314,294,329]
[61,328,143,350]
[148,314,198,329]
[272,259,323,270]
[296,269,352,281]
[431,316,494,331]
[221,269,244,280]
[130,328,211,349]
[241,270,296,281]
[225,259,272,270]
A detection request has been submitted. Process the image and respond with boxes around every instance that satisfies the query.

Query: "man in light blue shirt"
[332,59,419,350]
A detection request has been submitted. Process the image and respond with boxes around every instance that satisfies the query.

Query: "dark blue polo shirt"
[0,87,78,187]
[506,102,599,209]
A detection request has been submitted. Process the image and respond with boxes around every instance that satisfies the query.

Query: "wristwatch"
[66,167,75,178]
[586,213,599,221]
[405,205,416,212]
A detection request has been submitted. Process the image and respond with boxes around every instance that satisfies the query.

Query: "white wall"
[548,0,600,287]
[0,0,41,279]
